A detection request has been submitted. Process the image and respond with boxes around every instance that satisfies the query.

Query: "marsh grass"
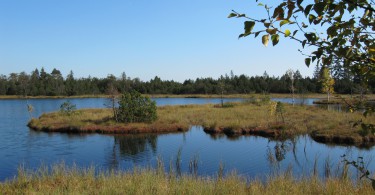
[1,163,375,194]
[28,101,375,143]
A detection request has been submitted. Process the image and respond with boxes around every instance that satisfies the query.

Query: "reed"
[1,163,374,194]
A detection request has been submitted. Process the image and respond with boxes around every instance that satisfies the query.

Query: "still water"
[0,97,372,181]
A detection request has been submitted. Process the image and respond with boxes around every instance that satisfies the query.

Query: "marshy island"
[27,91,375,147]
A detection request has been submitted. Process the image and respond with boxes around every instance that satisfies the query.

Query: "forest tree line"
[0,67,373,96]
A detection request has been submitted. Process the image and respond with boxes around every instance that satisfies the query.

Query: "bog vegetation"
[1,162,375,194]
[28,99,375,145]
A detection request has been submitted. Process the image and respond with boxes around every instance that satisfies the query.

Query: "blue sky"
[0,0,314,82]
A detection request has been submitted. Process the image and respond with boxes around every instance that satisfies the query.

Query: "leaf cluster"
[230,0,375,82]
[341,154,375,189]
[319,66,335,94]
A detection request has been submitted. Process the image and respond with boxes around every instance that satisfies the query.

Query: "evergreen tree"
[7,73,18,95]
[51,68,65,95]
[29,69,40,96]
[65,70,76,96]
[18,71,30,96]
[0,75,7,95]
[38,68,48,95]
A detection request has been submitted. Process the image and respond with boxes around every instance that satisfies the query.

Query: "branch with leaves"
[230,0,374,132]
[229,0,375,80]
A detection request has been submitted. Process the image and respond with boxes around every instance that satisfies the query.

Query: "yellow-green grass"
[28,102,375,145]
[1,164,374,194]
[28,107,189,134]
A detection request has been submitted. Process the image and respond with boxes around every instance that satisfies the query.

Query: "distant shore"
[2,93,374,99]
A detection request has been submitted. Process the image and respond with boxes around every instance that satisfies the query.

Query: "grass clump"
[1,164,375,194]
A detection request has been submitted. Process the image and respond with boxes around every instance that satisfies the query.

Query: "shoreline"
[3,93,373,99]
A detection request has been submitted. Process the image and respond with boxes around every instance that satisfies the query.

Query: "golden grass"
[1,164,374,194]
[28,101,375,145]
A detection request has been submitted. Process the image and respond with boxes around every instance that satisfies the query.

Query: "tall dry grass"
[1,163,374,194]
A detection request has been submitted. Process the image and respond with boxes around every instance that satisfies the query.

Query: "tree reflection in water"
[108,134,158,169]
[266,140,295,172]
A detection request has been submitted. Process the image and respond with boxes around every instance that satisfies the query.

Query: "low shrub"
[117,90,157,123]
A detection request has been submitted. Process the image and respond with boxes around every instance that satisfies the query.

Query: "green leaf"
[363,9,370,19]
[302,40,307,48]
[258,3,264,6]
[305,58,311,67]
[293,30,298,36]
[244,21,256,34]
[227,13,237,18]
[297,0,303,6]
[254,31,261,38]
[313,2,326,16]
[266,28,277,35]
[284,29,291,37]
[262,34,270,47]
[280,20,290,27]
[271,34,280,46]
[304,4,313,16]
[273,5,285,19]
[368,45,375,55]
[308,14,316,24]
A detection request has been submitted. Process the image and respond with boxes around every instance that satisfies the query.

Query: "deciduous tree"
[229,0,374,85]
[320,66,335,102]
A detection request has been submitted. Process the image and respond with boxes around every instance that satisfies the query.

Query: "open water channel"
[0,97,373,181]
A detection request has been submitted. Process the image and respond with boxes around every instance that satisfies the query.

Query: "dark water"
[0,98,373,182]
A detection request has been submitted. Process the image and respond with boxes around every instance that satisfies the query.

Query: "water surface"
[0,98,373,181]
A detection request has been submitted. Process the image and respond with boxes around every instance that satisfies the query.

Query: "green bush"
[117,90,157,123]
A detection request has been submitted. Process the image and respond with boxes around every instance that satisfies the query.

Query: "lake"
[0,97,373,182]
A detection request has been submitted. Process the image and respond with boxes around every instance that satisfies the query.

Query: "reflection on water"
[0,97,374,182]
[107,134,158,170]
[115,135,158,158]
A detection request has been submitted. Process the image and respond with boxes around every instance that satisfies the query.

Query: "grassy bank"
[28,101,375,145]
[1,164,374,194]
